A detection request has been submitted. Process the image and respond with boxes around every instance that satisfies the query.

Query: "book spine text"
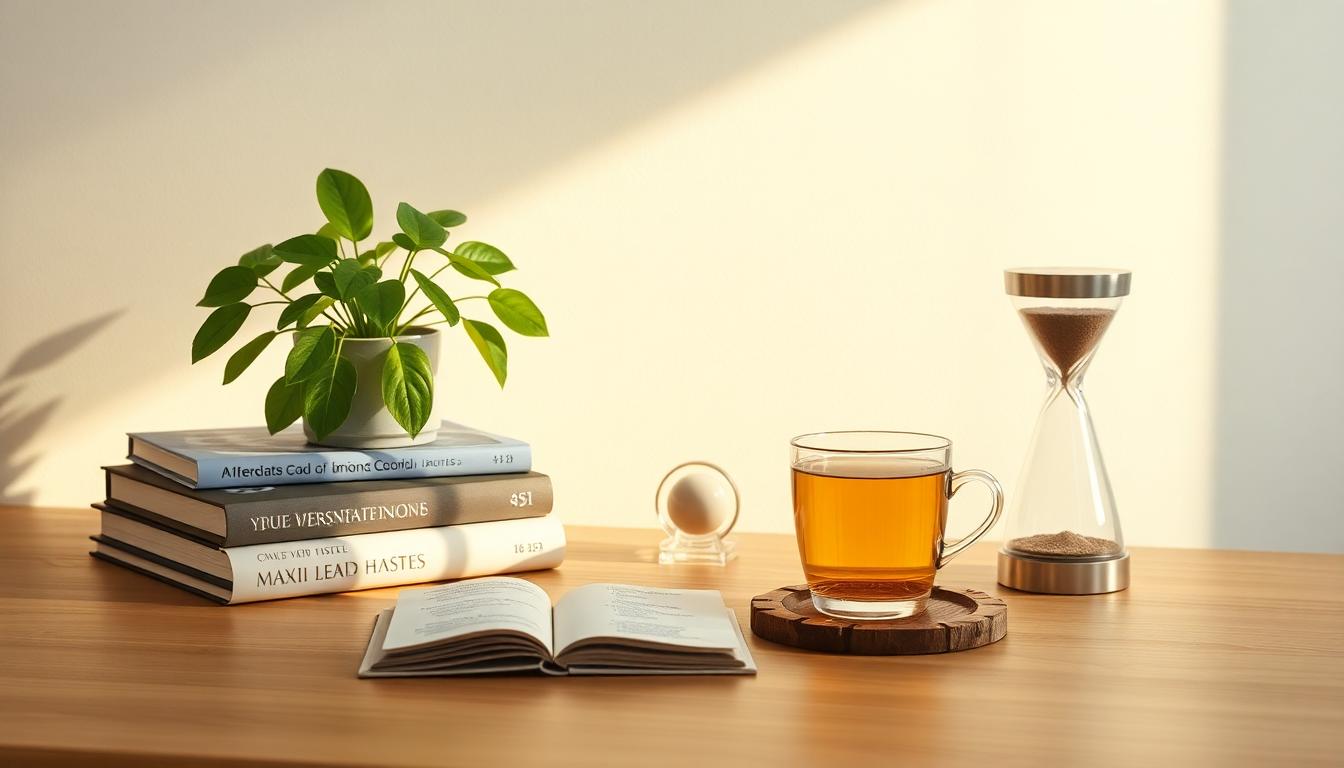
[226,516,565,603]
[194,443,531,489]
[224,474,552,546]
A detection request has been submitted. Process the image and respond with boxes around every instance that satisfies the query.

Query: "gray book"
[104,463,552,546]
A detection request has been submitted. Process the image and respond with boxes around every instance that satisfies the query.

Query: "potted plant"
[190,168,547,448]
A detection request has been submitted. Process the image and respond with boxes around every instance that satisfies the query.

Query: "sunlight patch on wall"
[4,2,1223,549]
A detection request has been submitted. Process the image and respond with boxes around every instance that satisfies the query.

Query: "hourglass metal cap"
[1005,267,1132,299]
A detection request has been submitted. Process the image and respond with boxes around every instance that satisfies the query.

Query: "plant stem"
[394,307,433,335]
[343,301,365,336]
[334,299,357,336]
[398,259,446,319]
[331,334,346,375]
[331,299,355,329]
[398,248,418,284]
[249,301,289,307]
[259,277,290,299]
[384,247,424,334]
[347,299,369,337]
[399,257,464,314]
[393,270,486,333]
[261,276,347,331]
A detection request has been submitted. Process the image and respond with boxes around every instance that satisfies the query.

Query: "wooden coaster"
[750,585,1007,655]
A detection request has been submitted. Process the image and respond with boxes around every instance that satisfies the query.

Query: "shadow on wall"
[1214,2,1344,552]
[0,310,124,505]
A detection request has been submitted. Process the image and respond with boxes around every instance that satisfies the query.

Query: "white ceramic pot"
[303,327,441,449]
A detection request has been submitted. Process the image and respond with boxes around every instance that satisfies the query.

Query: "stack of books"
[89,421,565,604]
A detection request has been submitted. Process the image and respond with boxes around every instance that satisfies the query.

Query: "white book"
[91,509,565,604]
[358,578,757,677]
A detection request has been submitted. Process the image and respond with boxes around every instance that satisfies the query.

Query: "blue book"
[128,420,531,489]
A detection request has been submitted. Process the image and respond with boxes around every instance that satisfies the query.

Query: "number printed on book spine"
[224,473,553,546]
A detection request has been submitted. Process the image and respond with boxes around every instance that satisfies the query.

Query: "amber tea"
[793,458,948,605]
[790,432,1003,620]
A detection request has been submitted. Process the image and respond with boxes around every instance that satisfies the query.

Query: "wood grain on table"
[0,507,1340,767]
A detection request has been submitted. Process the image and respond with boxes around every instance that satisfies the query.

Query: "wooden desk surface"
[0,507,1341,767]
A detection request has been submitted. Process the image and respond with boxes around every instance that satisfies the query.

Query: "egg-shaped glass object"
[656,462,739,565]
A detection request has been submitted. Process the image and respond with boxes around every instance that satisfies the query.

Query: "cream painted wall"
[1,1,1228,547]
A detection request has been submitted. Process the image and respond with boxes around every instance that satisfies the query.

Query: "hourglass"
[998,268,1131,594]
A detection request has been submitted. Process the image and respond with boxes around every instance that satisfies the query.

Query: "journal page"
[552,583,738,655]
[381,576,554,654]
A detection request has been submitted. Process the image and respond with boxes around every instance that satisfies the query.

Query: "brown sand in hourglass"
[1008,530,1122,558]
[1013,307,1122,558]
[1019,307,1115,378]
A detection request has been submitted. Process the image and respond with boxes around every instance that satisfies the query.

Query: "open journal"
[358,577,757,677]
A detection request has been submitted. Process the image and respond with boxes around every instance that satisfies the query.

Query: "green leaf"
[191,303,250,363]
[281,261,324,293]
[449,255,500,286]
[304,355,357,440]
[276,294,323,330]
[381,342,434,437]
[356,249,378,268]
[274,234,338,266]
[396,202,447,249]
[431,246,499,286]
[410,269,459,326]
[313,271,339,298]
[391,233,417,251]
[487,288,548,337]
[331,258,379,299]
[299,296,334,328]
[223,331,277,384]
[264,376,305,434]
[238,244,281,277]
[463,319,508,387]
[316,169,374,241]
[455,241,515,275]
[428,209,467,228]
[197,266,257,307]
[357,280,405,332]
[374,241,399,260]
[285,326,336,383]
[331,259,361,296]
[315,222,343,242]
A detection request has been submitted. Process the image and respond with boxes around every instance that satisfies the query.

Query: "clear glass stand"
[658,533,737,565]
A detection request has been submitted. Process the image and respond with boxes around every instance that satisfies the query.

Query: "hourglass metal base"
[997,550,1129,594]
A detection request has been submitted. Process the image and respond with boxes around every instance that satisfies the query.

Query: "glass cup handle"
[937,469,1005,569]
